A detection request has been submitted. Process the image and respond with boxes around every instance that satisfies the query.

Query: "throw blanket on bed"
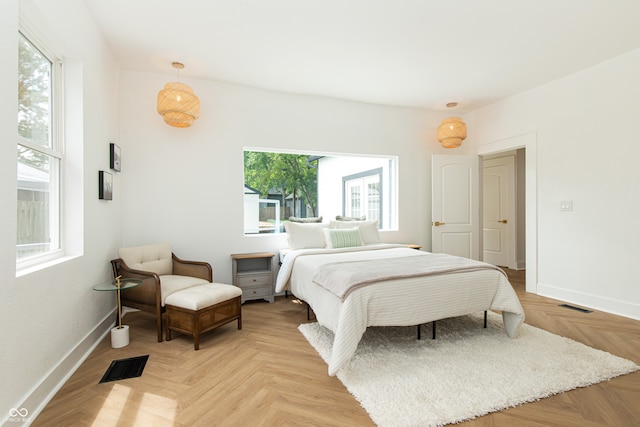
[312,252,505,299]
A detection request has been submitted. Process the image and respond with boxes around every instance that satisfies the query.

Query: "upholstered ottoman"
[165,283,242,350]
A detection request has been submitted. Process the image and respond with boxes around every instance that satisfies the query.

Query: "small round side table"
[93,278,142,348]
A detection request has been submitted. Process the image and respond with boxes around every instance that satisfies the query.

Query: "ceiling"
[84,0,640,113]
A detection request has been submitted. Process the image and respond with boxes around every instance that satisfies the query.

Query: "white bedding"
[276,244,525,376]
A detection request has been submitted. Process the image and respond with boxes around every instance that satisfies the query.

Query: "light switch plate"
[560,200,573,212]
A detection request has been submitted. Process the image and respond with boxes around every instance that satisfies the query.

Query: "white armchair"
[110,243,212,342]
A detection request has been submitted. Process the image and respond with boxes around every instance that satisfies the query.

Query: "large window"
[244,149,396,234]
[17,30,63,265]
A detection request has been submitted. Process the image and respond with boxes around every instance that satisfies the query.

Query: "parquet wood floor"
[32,270,640,426]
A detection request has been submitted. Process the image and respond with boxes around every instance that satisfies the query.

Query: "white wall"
[1,1,121,424]
[466,49,640,320]
[120,72,439,284]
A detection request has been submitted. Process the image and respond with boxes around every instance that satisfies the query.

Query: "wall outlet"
[560,200,573,212]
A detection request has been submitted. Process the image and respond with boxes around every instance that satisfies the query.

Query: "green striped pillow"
[322,227,363,249]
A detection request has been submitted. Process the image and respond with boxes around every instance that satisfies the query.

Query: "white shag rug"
[298,312,639,427]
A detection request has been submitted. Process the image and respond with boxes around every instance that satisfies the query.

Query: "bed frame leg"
[432,321,436,339]
[307,303,310,320]
[417,324,421,340]
[484,311,488,328]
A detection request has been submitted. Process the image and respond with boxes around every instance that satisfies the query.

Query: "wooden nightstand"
[231,252,275,303]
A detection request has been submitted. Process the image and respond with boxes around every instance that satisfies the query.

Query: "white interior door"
[482,156,515,267]
[477,132,536,293]
[431,155,481,260]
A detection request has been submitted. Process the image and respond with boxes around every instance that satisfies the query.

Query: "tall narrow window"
[366,180,380,221]
[348,184,361,217]
[17,30,62,264]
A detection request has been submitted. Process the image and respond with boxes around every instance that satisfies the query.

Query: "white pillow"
[330,219,381,245]
[322,227,364,249]
[284,221,327,249]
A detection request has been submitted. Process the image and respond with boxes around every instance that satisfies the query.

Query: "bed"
[275,221,525,375]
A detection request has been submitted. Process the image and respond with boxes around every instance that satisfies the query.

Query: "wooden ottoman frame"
[166,288,242,350]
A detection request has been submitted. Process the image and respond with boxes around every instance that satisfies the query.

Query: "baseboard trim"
[537,283,640,321]
[2,310,115,427]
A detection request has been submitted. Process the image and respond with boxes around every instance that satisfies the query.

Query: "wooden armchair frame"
[110,253,213,342]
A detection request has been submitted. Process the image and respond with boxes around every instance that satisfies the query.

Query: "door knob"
[498,219,507,224]
[433,221,445,226]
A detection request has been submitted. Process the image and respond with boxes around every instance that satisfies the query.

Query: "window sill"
[16,254,81,278]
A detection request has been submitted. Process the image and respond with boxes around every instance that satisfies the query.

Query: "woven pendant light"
[436,102,467,148]
[437,117,467,148]
[157,62,200,128]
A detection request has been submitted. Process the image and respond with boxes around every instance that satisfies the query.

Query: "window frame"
[243,148,397,235]
[16,24,65,271]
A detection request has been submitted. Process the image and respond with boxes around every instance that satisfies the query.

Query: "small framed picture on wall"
[110,143,121,172]
[99,171,113,200]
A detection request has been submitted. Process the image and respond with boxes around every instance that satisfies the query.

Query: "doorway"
[477,132,536,294]
[482,149,525,270]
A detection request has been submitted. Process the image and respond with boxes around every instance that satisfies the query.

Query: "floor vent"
[99,355,149,383]
[559,304,592,313]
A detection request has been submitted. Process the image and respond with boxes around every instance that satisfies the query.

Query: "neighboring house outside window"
[343,168,382,225]
[17,29,63,266]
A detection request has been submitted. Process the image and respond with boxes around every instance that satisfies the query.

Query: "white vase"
[111,325,130,348]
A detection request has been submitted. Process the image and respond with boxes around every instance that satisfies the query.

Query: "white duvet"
[276,245,525,376]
